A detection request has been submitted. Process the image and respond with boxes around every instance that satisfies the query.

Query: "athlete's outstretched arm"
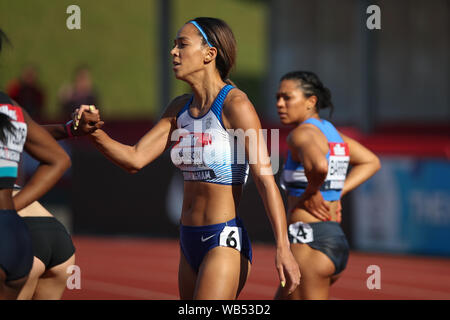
[223,91,300,294]
[13,110,71,211]
[339,133,381,197]
[42,109,103,140]
[10,99,102,140]
[79,96,187,173]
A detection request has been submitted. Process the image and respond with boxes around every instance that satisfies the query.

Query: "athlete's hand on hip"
[72,105,104,135]
[276,245,301,295]
[297,190,331,221]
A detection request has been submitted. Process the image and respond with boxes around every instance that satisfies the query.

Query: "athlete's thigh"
[291,244,335,300]
[178,250,197,300]
[194,246,250,300]
[33,254,75,300]
[291,243,335,277]
[17,257,46,300]
[0,267,28,300]
[277,244,310,300]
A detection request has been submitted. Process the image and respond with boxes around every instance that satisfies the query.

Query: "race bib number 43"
[219,226,242,252]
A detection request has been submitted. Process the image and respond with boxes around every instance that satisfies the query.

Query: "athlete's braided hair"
[0,29,17,144]
[281,71,334,117]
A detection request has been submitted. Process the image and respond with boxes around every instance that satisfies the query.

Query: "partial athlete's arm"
[288,127,331,220]
[223,91,300,294]
[86,96,186,173]
[340,133,381,197]
[11,99,102,140]
[288,127,329,195]
[41,109,103,140]
[13,110,71,211]
[40,124,71,140]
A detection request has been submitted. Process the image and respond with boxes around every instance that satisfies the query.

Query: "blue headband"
[189,21,213,47]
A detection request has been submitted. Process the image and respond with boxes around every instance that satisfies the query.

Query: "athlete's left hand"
[276,245,301,295]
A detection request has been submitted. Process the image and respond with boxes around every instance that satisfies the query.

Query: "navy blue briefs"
[0,210,33,281]
[288,221,349,275]
[180,216,252,273]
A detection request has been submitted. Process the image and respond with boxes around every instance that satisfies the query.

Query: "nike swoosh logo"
[181,124,189,128]
[201,234,215,242]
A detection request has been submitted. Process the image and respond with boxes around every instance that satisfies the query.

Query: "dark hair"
[0,114,15,145]
[0,28,11,54]
[189,17,237,81]
[0,29,16,144]
[281,71,334,117]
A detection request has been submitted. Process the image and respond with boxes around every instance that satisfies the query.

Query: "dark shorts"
[180,216,252,273]
[288,221,349,275]
[22,217,76,270]
[0,210,33,281]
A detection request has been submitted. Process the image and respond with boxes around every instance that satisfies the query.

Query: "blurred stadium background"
[0,0,449,299]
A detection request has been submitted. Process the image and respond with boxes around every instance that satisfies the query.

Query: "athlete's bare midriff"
[181,181,243,226]
[287,195,340,224]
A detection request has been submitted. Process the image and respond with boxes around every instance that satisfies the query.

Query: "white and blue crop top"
[280,118,349,201]
[0,92,27,189]
[170,85,249,185]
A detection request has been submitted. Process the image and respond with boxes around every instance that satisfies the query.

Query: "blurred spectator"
[7,64,45,120]
[59,65,99,119]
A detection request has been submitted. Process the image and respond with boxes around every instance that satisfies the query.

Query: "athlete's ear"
[204,47,217,64]
[306,95,317,110]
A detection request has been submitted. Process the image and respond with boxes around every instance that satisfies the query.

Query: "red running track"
[62,236,450,300]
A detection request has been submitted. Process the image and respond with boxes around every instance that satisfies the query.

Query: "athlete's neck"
[186,71,226,111]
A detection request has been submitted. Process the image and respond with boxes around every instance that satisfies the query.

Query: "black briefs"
[288,221,350,275]
[22,217,76,270]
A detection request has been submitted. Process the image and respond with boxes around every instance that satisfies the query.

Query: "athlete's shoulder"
[223,88,255,116]
[225,87,249,104]
[0,95,26,121]
[288,123,318,149]
[162,94,192,118]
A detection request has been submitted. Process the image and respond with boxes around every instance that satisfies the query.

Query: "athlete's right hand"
[276,245,301,295]
[297,190,331,221]
[72,105,104,135]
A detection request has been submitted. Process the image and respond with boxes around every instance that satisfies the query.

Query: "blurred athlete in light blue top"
[275,71,380,300]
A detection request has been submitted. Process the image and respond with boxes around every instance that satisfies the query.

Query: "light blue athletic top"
[281,118,349,201]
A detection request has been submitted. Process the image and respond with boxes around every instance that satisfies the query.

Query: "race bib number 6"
[219,226,242,252]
